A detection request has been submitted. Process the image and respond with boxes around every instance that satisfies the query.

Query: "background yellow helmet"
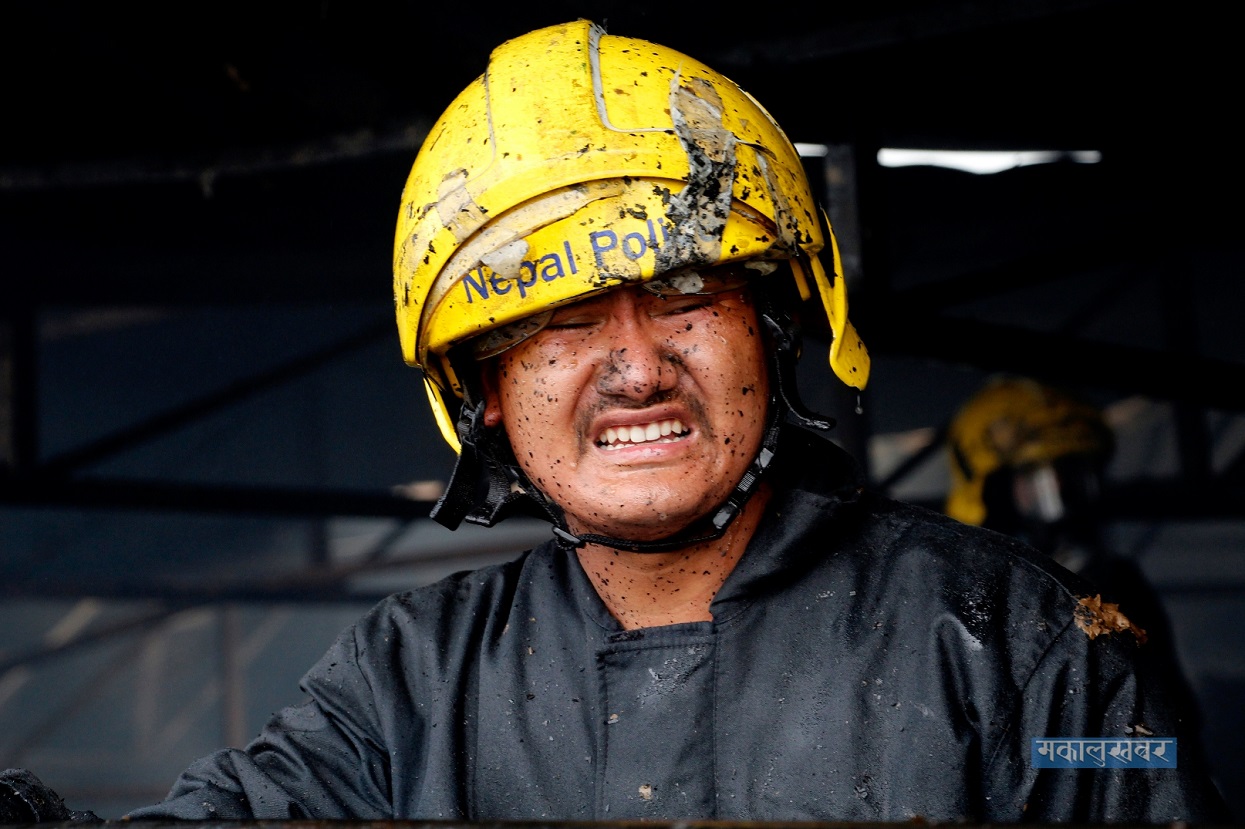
[945,376,1115,526]
[393,19,869,452]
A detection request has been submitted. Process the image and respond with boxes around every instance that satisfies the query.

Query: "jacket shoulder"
[359,547,542,637]
[858,491,1096,598]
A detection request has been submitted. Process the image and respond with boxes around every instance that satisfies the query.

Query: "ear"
[479,360,505,428]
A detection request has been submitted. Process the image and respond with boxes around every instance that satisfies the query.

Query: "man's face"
[481,270,770,542]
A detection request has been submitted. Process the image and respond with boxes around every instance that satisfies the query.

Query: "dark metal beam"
[1,305,38,476]
[875,424,947,494]
[705,0,1125,64]
[1100,481,1245,521]
[1159,266,1213,482]
[0,537,536,605]
[871,314,1245,413]
[892,231,1142,315]
[0,607,177,675]
[902,480,1245,522]
[41,318,392,476]
[0,477,434,520]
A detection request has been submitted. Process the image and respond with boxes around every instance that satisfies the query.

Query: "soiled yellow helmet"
[946,376,1114,526]
[393,19,869,452]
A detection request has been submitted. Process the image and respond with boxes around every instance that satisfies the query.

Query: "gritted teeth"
[597,418,689,449]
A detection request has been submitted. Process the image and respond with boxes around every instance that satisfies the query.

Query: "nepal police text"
[461,221,672,303]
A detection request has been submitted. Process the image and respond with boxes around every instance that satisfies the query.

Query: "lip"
[590,405,691,435]
[589,405,696,454]
[593,435,692,464]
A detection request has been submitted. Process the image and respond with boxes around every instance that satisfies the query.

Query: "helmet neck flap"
[428,287,837,553]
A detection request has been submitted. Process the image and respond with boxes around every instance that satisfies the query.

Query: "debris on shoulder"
[1074,593,1149,644]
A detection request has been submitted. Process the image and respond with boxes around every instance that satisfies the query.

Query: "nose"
[595,293,678,401]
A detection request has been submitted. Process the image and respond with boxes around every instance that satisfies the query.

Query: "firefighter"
[946,375,1116,568]
[946,375,1208,749]
[945,375,1184,643]
[10,19,1224,823]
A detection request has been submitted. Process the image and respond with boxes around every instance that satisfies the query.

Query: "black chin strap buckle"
[431,398,563,532]
[712,445,775,530]
[552,526,584,549]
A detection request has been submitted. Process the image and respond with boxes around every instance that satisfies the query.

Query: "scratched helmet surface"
[945,376,1115,526]
[393,19,870,450]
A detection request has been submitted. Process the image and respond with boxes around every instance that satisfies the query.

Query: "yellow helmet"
[945,376,1114,526]
[393,19,869,452]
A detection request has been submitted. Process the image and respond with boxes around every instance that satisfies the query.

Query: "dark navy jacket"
[127,431,1228,823]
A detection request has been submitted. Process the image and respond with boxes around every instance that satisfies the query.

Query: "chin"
[569,496,717,542]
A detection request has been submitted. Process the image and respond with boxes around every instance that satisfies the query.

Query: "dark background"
[1,0,1242,819]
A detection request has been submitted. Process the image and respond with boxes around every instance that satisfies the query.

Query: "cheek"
[497,350,577,428]
[701,316,769,444]
[680,312,768,393]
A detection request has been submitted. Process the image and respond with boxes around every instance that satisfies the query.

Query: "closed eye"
[545,319,599,331]
[544,311,607,330]
[651,296,718,317]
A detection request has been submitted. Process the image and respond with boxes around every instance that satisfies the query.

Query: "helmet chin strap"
[429,295,837,553]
